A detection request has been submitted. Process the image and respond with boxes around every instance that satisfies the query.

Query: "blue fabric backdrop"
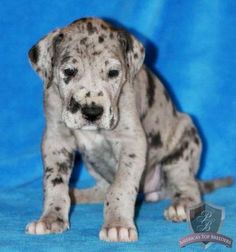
[0,0,235,251]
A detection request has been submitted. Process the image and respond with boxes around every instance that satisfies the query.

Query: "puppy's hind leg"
[162,136,202,222]
[143,164,166,202]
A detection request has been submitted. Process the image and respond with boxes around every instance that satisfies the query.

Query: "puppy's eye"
[63,68,78,77]
[108,69,119,78]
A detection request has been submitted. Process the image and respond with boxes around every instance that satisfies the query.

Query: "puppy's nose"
[81,104,104,122]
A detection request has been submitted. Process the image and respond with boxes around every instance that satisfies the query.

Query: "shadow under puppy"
[26,18,233,241]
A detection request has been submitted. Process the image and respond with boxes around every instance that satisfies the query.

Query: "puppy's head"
[28,18,145,130]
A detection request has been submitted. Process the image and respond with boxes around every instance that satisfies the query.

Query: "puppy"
[26,18,233,241]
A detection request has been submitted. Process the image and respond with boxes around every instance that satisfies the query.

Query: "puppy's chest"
[74,130,119,170]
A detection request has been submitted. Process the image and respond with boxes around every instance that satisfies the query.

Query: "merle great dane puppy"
[26,18,232,241]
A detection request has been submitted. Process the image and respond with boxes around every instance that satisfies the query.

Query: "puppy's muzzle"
[67,96,81,114]
[81,103,104,122]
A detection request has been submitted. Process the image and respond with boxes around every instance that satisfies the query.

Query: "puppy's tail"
[198,176,234,194]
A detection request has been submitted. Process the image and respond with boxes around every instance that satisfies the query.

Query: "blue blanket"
[0,0,235,251]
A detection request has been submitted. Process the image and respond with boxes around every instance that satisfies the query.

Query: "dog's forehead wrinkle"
[60,55,72,65]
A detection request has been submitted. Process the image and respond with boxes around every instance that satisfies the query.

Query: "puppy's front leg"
[26,127,76,234]
[99,130,147,242]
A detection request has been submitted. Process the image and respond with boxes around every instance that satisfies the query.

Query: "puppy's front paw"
[26,213,69,235]
[99,226,137,242]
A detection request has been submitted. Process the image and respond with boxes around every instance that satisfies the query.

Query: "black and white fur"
[26,18,233,242]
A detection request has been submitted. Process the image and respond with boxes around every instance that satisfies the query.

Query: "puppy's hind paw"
[164,204,187,222]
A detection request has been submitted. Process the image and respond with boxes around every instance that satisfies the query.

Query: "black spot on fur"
[116,197,120,201]
[29,45,40,64]
[183,127,200,146]
[85,92,91,97]
[92,51,102,56]
[194,137,200,146]
[66,151,74,165]
[80,37,87,45]
[185,127,197,137]
[106,202,109,206]
[61,148,68,156]
[148,132,163,148]
[118,30,133,53]
[101,24,108,30]
[87,22,96,34]
[57,162,69,174]
[55,206,61,211]
[161,141,189,165]
[57,217,64,223]
[129,154,136,158]
[51,177,63,186]
[98,36,104,43]
[98,91,103,96]
[57,148,74,170]
[146,70,156,107]
[54,33,64,45]
[45,167,53,173]
[68,96,81,114]
[134,53,138,59]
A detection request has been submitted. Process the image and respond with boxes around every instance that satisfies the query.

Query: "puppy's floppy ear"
[118,30,145,78]
[28,29,64,88]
